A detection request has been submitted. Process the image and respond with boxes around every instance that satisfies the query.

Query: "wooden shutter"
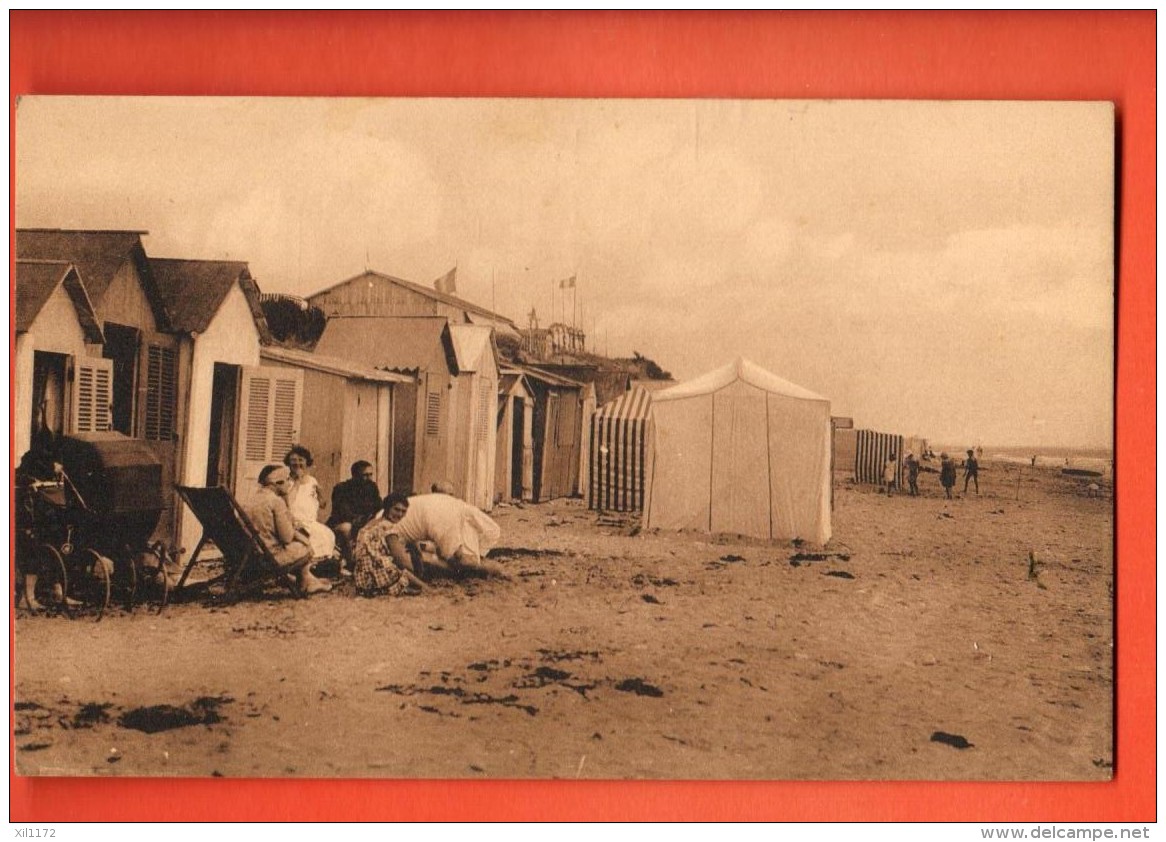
[424,390,442,437]
[476,378,492,447]
[233,366,303,504]
[71,357,114,434]
[144,344,178,441]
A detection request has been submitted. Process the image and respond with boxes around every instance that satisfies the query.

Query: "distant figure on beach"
[904,452,920,497]
[883,452,897,496]
[963,449,979,495]
[1031,455,1037,467]
[939,453,956,499]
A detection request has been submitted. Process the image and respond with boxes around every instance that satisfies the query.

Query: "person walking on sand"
[905,452,920,497]
[883,452,898,496]
[963,448,980,495]
[939,453,957,499]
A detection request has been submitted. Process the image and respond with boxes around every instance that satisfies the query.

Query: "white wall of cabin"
[98,260,158,331]
[176,283,261,553]
[14,284,93,456]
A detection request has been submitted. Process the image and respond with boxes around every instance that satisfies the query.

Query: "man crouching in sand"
[385,489,507,580]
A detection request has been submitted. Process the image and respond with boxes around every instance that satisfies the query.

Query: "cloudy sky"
[15,97,1113,449]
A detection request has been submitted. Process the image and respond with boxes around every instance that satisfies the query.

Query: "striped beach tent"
[588,387,652,512]
[855,429,904,486]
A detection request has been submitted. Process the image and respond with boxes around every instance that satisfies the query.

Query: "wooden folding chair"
[172,485,307,603]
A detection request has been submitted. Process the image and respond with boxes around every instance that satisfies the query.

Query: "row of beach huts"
[15,228,925,556]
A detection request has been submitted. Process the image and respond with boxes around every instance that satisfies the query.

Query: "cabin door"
[233,365,304,507]
[510,398,525,500]
[206,363,241,489]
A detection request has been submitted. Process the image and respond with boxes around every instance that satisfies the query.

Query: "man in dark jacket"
[327,460,382,573]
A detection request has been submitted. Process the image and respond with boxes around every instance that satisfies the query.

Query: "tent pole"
[766,393,774,540]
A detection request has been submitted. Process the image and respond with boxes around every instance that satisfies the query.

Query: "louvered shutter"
[424,390,442,437]
[144,344,178,441]
[71,357,114,434]
[476,378,492,447]
[233,366,303,505]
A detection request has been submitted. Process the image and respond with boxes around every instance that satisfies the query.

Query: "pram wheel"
[72,549,113,621]
[17,543,69,615]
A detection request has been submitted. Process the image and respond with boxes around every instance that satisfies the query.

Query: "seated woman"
[352,492,425,597]
[283,445,337,562]
[245,464,331,595]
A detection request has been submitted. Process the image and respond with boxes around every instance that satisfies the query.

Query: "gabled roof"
[314,316,458,375]
[448,323,496,374]
[307,269,519,331]
[510,363,585,390]
[498,369,535,399]
[149,258,273,343]
[260,345,414,384]
[654,357,828,404]
[595,385,653,421]
[16,229,170,329]
[15,259,104,343]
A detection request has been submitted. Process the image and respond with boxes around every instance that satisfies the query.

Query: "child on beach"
[939,453,957,499]
[963,449,980,495]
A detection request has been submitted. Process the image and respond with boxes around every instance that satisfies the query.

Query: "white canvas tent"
[643,357,832,544]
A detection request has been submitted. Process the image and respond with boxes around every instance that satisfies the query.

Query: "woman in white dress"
[283,445,337,560]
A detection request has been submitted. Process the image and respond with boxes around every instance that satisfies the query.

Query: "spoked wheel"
[135,546,174,613]
[18,543,69,616]
[113,551,139,613]
[72,549,113,621]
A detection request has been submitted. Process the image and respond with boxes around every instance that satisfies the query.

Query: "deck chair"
[173,485,308,603]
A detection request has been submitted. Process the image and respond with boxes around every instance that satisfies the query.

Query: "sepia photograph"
[13,95,1115,783]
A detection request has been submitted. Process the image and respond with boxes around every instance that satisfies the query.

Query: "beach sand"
[12,461,1113,780]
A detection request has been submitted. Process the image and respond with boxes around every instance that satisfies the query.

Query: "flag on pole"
[559,275,576,289]
[434,267,457,295]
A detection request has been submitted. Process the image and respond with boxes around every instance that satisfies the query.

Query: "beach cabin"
[496,367,535,503]
[589,386,653,513]
[514,365,587,502]
[447,324,500,511]
[17,229,182,538]
[314,316,497,510]
[307,269,519,339]
[148,257,293,550]
[854,429,905,487]
[14,260,105,455]
[259,345,413,509]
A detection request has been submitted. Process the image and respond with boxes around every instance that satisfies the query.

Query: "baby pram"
[15,432,175,619]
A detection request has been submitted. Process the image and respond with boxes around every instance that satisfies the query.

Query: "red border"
[9,10,1155,822]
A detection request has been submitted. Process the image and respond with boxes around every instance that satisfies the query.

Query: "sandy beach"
[13,460,1113,781]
